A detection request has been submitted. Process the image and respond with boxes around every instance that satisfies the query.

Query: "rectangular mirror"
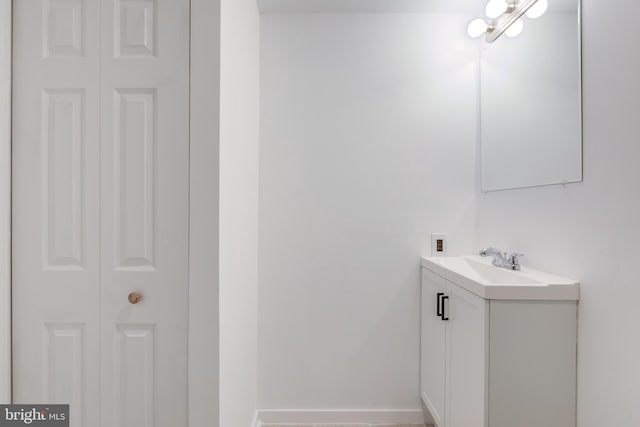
[480,0,582,192]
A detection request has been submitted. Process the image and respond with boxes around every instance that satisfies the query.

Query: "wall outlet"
[431,233,447,257]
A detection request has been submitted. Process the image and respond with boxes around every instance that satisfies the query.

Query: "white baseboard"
[254,409,425,426]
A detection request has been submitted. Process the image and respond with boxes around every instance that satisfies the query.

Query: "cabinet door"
[446,281,488,427]
[421,268,447,427]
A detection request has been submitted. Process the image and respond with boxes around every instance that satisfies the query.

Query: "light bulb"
[467,18,489,38]
[505,19,524,37]
[526,0,548,19]
[485,0,508,19]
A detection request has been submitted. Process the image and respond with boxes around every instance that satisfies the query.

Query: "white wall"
[219,0,261,425]
[258,2,640,425]
[258,13,478,410]
[474,1,640,426]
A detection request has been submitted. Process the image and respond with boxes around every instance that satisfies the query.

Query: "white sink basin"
[421,255,579,300]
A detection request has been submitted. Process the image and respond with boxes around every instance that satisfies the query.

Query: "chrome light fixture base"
[485,0,541,42]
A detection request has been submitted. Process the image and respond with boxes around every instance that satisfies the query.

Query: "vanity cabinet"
[420,266,578,427]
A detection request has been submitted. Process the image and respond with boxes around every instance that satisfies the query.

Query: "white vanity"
[420,256,579,427]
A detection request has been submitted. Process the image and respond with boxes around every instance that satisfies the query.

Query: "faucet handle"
[509,253,524,270]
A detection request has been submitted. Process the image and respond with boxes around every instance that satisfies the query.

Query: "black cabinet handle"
[437,292,444,317]
[441,296,449,321]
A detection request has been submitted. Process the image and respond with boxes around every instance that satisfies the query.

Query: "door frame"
[0,0,12,405]
[0,1,220,425]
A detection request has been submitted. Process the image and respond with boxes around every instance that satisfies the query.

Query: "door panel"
[43,323,85,417]
[41,89,87,270]
[13,1,189,426]
[12,2,101,426]
[446,282,488,427]
[421,268,447,427]
[43,0,85,58]
[99,0,189,425]
[114,324,156,427]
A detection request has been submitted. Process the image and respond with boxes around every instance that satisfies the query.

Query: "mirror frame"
[480,0,583,192]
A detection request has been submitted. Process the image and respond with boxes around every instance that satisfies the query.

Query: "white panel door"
[446,282,488,427]
[12,1,190,426]
[99,1,189,426]
[420,268,447,427]
[12,2,101,426]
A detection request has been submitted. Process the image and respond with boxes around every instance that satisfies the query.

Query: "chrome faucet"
[479,247,523,271]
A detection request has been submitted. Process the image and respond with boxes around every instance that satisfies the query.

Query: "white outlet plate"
[431,233,447,257]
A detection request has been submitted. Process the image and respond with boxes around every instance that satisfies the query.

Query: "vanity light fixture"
[505,19,524,37]
[467,18,495,38]
[485,0,515,19]
[467,0,548,42]
[525,0,548,19]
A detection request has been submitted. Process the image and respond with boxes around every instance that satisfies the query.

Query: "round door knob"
[128,292,142,304]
